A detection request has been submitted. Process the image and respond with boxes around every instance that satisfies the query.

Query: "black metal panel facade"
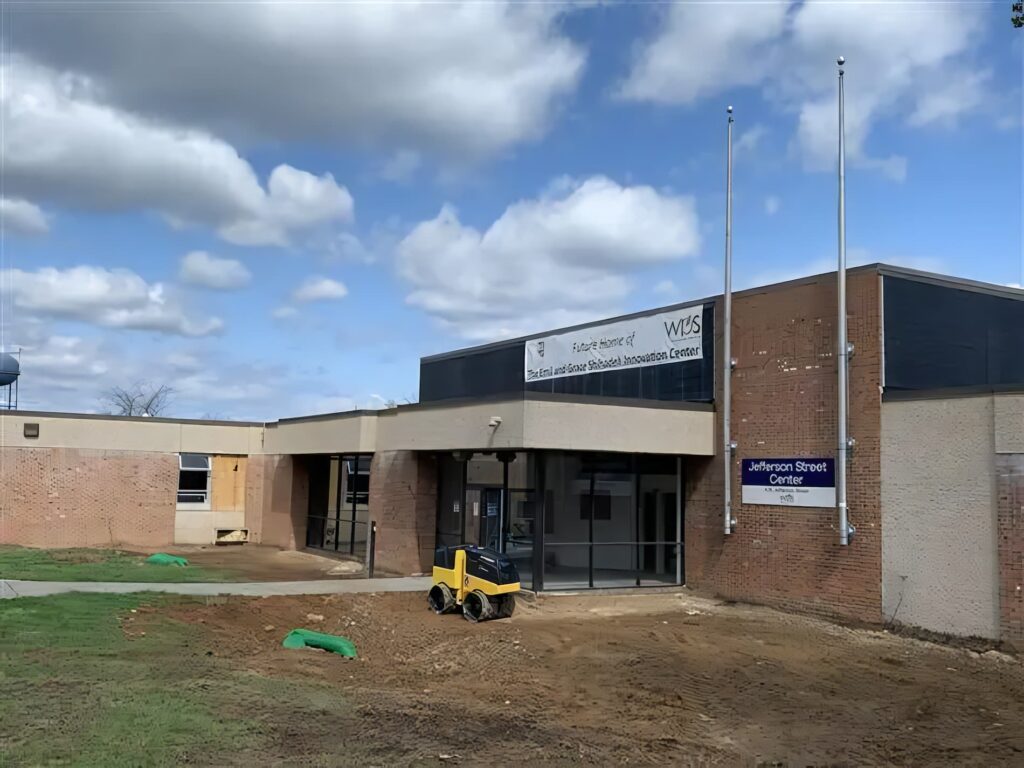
[420,303,715,403]
[419,343,526,401]
[884,276,1024,391]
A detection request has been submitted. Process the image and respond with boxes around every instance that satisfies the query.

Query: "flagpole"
[837,56,853,546]
[723,105,735,537]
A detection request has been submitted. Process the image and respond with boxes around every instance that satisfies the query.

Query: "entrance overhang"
[260,393,714,456]
[377,393,715,455]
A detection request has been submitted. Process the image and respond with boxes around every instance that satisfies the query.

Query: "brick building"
[1,264,1021,646]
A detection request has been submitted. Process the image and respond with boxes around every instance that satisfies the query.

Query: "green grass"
[0,593,251,767]
[0,546,239,582]
[0,593,360,767]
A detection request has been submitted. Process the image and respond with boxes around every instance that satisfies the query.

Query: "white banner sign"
[524,306,704,383]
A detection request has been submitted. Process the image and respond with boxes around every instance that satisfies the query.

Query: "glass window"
[506,453,533,489]
[179,453,210,471]
[177,454,210,504]
[540,452,682,590]
[436,454,465,549]
[541,454,590,589]
[304,454,373,557]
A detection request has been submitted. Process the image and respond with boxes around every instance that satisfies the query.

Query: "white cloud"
[2,266,223,336]
[734,124,768,156]
[397,175,701,339]
[3,58,353,246]
[379,150,422,183]
[618,3,789,104]
[293,276,349,303]
[178,251,252,290]
[272,306,298,320]
[908,69,991,128]
[4,315,380,419]
[9,3,584,160]
[0,198,48,235]
[653,279,678,296]
[764,196,781,215]
[620,1,989,179]
[20,334,110,383]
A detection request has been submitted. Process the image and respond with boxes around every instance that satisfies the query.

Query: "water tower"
[0,351,20,410]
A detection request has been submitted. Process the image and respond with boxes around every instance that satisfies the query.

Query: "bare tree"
[101,382,175,417]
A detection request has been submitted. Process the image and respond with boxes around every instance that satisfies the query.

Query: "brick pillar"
[369,451,437,575]
[997,454,1024,649]
[253,454,308,549]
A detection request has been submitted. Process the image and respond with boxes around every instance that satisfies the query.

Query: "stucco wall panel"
[994,395,1024,454]
[262,415,376,455]
[0,412,260,454]
[881,397,999,638]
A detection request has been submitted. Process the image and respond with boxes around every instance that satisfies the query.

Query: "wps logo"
[536,341,545,358]
[663,312,701,344]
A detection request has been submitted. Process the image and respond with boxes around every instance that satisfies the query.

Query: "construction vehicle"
[429,545,520,622]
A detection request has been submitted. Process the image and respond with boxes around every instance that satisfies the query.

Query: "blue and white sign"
[741,458,836,508]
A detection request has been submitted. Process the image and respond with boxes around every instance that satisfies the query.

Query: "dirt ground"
[147,544,365,580]
[162,590,1024,767]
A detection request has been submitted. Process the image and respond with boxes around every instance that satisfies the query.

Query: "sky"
[1,1,1021,420]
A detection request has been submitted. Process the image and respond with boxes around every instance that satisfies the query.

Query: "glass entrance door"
[479,488,503,550]
[540,452,682,590]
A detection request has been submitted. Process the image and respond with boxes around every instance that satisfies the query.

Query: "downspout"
[723,105,736,536]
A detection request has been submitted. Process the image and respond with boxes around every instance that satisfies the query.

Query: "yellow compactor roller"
[429,545,519,622]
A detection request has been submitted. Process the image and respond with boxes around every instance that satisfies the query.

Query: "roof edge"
[0,409,263,427]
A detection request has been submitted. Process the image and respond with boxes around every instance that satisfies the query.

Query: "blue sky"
[2,1,1021,419]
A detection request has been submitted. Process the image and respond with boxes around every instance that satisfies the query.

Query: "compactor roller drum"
[429,545,520,623]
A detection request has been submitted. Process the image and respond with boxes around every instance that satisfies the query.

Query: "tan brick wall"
[256,454,308,549]
[996,454,1024,649]
[0,446,178,549]
[369,451,437,575]
[686,271,883,623]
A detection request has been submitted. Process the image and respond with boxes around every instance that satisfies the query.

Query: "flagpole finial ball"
[727,105,733,114]
[837,56,845,66]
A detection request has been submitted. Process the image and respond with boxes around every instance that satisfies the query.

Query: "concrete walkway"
[0,576,432,600]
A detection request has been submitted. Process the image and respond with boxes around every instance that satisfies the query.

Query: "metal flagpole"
[723,105,735,536]
[837,57,854,546]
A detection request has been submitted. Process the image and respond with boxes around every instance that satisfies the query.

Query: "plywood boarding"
[211,455,247,512]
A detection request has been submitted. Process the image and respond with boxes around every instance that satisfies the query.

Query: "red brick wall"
[996,454,1024,649]
[0,446,178,549]
[686,271,883,623]
[369,451,437,575]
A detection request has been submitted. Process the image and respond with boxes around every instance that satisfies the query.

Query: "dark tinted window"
[884,277,1024,390]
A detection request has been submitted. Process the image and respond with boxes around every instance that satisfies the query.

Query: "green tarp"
[145,553,189,567]
[282,629,357,658]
